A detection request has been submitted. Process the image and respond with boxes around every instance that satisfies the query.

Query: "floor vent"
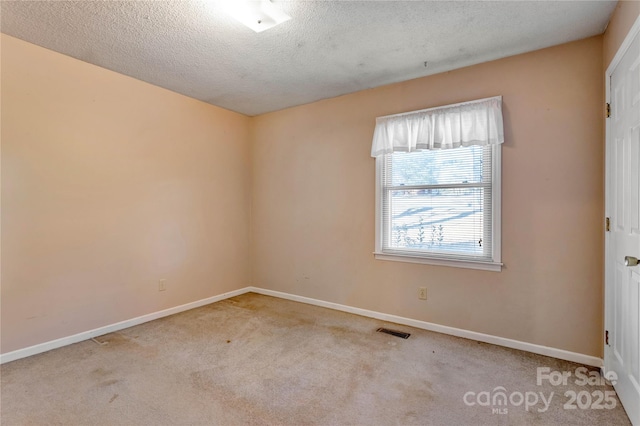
[376,328,410,339]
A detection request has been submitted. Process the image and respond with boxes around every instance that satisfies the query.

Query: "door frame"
[604,11,640,419]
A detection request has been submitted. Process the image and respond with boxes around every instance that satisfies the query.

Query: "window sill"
[373,252,503,272]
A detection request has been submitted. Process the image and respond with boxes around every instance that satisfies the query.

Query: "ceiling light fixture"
[221,0,291,33]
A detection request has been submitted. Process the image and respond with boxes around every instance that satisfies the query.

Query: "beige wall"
[251,36,605,357]
[603,0,640,69]
[1,35,252,353]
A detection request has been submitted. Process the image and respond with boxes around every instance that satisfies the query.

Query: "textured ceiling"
[1,1,617,116]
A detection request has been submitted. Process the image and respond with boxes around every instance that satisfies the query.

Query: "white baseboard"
[247,287,604,368]
[1,286,603,368]
[0,287,252,364]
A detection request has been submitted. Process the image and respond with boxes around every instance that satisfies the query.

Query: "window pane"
[387,187,487,256]
[391,145,485,186]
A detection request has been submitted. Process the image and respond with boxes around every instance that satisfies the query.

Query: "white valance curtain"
[370,96,504,157]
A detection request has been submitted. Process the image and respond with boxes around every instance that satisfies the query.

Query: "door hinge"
[606,103,611,118]
[605,217,610,232]
[605,330,609,346]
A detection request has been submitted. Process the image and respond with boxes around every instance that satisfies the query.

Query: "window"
[371,97,503,271]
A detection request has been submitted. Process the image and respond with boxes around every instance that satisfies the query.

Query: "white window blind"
[379,146,495,261]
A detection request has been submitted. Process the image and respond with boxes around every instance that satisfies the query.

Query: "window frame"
[374,144,502,272]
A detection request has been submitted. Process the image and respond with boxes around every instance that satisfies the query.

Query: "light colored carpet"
[0,293,632,425]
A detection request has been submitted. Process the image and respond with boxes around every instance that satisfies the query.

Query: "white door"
[605,18,640,426]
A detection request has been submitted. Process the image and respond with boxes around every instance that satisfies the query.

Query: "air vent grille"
[376,328,410,339]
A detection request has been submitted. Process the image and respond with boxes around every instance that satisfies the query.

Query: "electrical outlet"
[418,287,427,300]
[159,279,167,292]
